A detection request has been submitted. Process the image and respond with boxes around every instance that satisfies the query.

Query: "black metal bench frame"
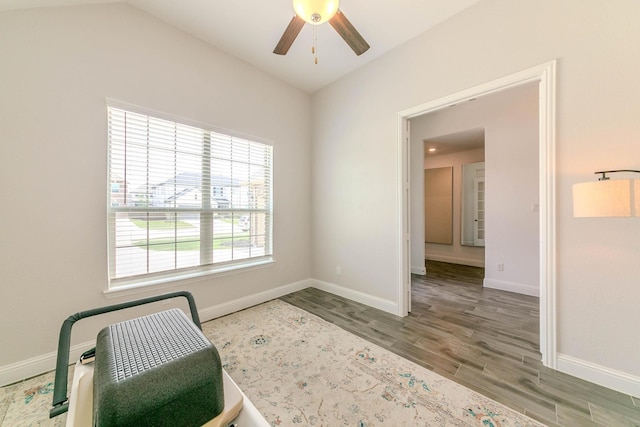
[49,290,201,418]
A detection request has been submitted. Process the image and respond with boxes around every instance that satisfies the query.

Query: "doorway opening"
[418,127,486,273]
[396,60,557,368]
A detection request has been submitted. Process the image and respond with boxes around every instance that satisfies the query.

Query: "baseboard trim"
[0,341,95,388]
[425,255,484,268]
[483,278,539,297]
[198,279,312,322]
[411,265,426,275]
[4,280,640,400]
[557,353,640,397]
[0,279,312,388]
[311,279,398,315]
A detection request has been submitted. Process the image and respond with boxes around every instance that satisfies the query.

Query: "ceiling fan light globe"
[293,0,339,25]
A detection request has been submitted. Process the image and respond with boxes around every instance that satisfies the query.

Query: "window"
[108,104,273,288]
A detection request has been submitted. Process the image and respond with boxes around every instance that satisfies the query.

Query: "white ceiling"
[424,128,485,157]
[0,0,482,93]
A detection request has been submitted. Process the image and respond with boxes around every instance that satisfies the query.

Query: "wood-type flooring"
[280,261,640,426]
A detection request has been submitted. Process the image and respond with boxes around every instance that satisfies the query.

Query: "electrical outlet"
[336,266,342,276]
[497,263,504,272]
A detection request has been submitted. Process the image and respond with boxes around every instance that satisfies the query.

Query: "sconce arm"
[594,170,640,181]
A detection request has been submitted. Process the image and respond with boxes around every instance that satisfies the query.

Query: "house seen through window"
[108,105,273,287]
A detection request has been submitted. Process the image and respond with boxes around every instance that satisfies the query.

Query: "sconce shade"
[293,0,339,24]
[572,179,639,217]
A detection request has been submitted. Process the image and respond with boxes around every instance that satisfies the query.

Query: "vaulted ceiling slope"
[0,0,482,92]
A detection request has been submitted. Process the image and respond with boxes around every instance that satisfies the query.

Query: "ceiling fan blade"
[273,15,306,55]
[329,10,370,56]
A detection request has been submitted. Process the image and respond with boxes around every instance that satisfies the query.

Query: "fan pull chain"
[312,24,318,64]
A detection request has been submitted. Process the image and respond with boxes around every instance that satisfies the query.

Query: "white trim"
[425,255,485,268]
[0,341,95,388]
[483,278,539,297]
[198,279,311,322]
[0,279,310,388]
[312,279,399,315]
[396,60,557,368]
[557,353,640,397]
[105,259,276,299]
[411,266,427,275]
[397,116,411,315]
[538,61,558,369]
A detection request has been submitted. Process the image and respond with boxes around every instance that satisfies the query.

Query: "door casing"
[396,60,557,368]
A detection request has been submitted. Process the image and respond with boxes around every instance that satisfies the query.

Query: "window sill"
[104,258,275,300]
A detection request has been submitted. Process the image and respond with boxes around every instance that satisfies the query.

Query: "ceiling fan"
[274,0,370,57]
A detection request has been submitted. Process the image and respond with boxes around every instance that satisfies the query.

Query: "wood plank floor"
[280,261,640,426]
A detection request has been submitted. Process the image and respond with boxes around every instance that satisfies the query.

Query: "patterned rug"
[1,300,546,426]
[203,300,544,426]
[1,365,72,426]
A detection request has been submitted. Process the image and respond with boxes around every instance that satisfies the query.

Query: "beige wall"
[311,0,640,392]
[411,83,539,296]
[2,0,640,396]
[0,4,312,383]
[422,148,486,269]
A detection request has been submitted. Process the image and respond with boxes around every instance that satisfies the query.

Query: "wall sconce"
[572,170,640,217]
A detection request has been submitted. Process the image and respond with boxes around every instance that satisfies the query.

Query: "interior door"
[473,177,486,246]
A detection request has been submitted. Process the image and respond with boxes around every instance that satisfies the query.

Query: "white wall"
[484,85,539,296]
[418,147,486,270]
[311,0,640,393]
[0,4,311,384]
[2,0,640,397]
[410,84,539,296]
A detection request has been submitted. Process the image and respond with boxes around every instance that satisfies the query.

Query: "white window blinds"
[108,105,273,286]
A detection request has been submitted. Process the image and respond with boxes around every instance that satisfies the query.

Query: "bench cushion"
[93,309,224,427]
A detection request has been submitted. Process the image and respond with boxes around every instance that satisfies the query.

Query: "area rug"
[0,365,72,426]
[203,299,545,426]
[1,300,546,426]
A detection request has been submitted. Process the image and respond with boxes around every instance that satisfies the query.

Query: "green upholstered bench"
[93,308,224,427]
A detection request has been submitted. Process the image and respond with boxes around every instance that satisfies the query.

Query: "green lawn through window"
[132,235,250,251]
[130,219,195,230]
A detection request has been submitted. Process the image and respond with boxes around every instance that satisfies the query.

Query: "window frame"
[106,99,274,291]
